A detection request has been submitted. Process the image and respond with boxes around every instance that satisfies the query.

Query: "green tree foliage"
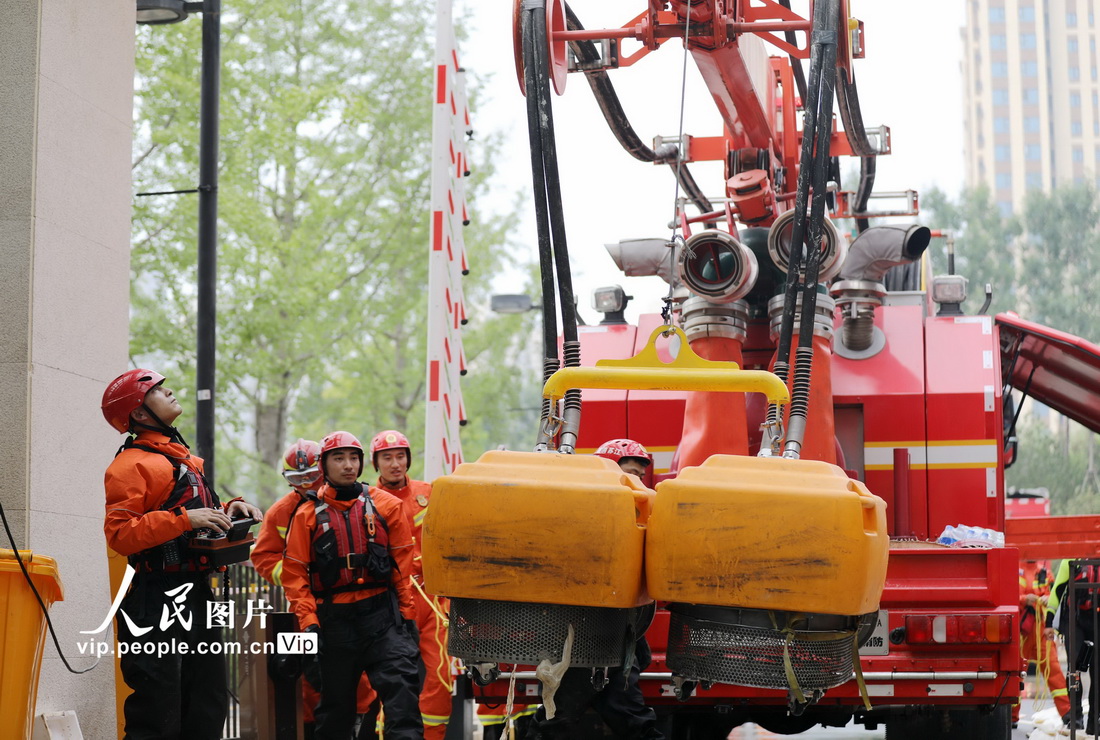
[921,185,1021,316]
[1017,184,1100,339]
[132,0,532,505]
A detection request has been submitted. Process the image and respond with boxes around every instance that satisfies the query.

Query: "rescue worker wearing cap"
[252,439,379,739]
[282,431,423,740]
[370,429,453,739]
[530,439,664,740]
[101,369,264,740]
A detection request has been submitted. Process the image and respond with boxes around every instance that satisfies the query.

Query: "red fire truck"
[435,2,1100,738]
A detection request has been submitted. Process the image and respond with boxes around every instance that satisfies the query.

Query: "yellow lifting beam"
[542,325,790,403]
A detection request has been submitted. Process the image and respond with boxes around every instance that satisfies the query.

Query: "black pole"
[196,0,220,483]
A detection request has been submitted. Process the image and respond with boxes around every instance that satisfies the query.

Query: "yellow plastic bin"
[0,549,64,740]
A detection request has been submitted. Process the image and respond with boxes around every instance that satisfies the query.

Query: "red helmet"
[320,431,364,479]
[101,369,166,433]
[282,439,322,490]
[594,439,652,467]
[370,430,411,471]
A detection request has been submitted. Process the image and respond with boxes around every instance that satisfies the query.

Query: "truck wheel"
[885,706,1011,740]
[946,705,1012,739]
[666,715,736,740]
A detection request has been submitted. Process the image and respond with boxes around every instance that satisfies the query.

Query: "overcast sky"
[456,2,967,319]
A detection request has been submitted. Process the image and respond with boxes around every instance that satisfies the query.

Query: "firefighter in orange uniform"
[251,439,379,738]
[1014,561,1072,728]
[370,429,454,739]
[101,369,264,740]
[477,695,538,739]
[282,431,423,740]
[530,439,664,740]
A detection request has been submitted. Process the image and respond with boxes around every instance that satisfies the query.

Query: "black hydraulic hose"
[531,5,584,450]
[788,0,840,456]
[564,3,714,218]
[769,6,829,430]
[532,6,579,348]
[565,3,656,162]
[778,0,808,103]
[522,7,561,438]
[767,0,840,455]
[836,68,878,232]
[853,156,876,233]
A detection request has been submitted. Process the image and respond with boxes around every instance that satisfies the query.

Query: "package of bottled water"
[936,524,1005,548]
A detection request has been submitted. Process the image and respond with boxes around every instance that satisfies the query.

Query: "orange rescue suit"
[1015,561,1070,722]
[378,477,452,740]
[104,431,237,556]
[252,491,377,722]
[282,484,416,630]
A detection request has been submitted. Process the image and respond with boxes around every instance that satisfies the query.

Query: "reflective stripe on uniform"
[423,713,450,727]
[276,525,287,536]
[272,560,283,587]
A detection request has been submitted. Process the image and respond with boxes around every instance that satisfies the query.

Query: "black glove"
[268,652,302,683]
[404,618,421,647]
[302,624,323,691]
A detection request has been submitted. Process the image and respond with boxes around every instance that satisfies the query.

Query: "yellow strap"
[409,577,454,691]
[852,631,872,711]
[412,576,450,623]
[773,611,868,709]
[504,669,518,740]
[773,612,807,705]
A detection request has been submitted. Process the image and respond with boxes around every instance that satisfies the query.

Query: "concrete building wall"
[964,0,1100,210]
[0,1,133,737]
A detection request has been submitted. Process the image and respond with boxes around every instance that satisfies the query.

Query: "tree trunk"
[255,395,289,503]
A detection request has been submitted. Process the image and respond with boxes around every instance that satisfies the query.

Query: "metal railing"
[217,562,287,740]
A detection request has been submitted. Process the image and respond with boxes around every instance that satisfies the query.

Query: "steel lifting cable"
[523,0,583,452]
[767,0,841,459]
[655,5,697,326]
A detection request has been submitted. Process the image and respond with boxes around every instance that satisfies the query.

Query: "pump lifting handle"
[542,326,790,404]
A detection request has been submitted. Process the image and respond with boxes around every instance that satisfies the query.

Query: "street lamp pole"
[135,0,221,483]
[196,0,221,484]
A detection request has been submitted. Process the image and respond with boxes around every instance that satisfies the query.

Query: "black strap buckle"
[345,552,369,569]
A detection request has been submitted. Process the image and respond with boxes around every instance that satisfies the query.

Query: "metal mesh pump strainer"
[448,598,648,667]
[666,604,872,691]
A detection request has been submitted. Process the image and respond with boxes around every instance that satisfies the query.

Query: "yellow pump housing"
[647,455,888,616]
[422,449,654,609]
